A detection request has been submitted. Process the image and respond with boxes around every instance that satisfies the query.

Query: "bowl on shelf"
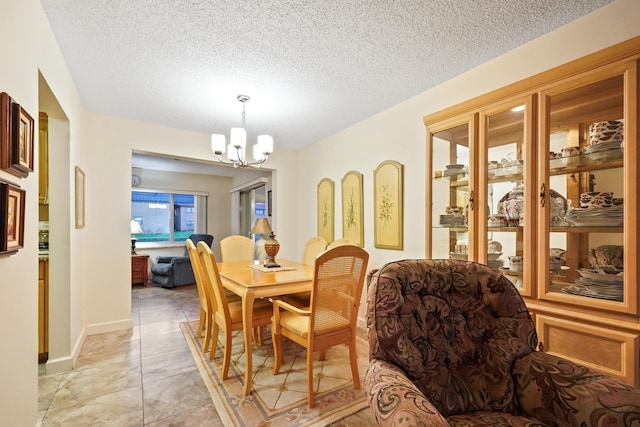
[445,164,465,170]
[449,252,468,261]
[487,252,502,261]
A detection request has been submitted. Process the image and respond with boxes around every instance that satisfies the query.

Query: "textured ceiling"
[40,0,614,152]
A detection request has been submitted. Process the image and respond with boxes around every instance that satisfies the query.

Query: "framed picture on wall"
[341,171,364,247]
[11,104,35,175]
[374,160,404,249]
[0,92,34,178]
[0,180,25,254]
[268,190,272,216]
[317,178,334,243]
[75,166,85,229]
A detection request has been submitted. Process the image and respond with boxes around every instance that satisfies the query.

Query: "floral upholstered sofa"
[365,259,640,426]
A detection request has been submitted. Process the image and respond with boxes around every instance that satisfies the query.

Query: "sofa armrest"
[513,351,640,425]
[170,256,191,265]
[156,256,177,264]
[365,359,450,427]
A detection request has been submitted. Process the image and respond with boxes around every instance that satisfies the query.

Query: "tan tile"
[139,319,186,337]
[141,347,198,385]
[50,360,141,407]
[141,330,188,357]
[42,386,143,427]
[143,369,211,423]
[144,402,223,427]
[38,373,64,411]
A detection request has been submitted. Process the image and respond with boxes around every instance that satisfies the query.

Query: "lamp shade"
[211,134,226,154]
[257,135,273,154]
[230,127,246,149]
[130,220,144,235]
[251,218,272,235]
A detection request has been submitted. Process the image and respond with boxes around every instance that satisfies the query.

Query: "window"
[131,191,207,243]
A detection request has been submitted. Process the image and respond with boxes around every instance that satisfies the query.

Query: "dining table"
[216,258,314,397]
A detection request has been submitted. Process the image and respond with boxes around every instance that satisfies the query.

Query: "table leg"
[242,291,255,397]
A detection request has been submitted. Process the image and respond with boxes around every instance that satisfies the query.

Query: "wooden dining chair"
[185,238,213,352]
[271,244,369,407]
[197,241,273,380]
[301,236,328,266]
[284,236,329,307]
[220,235,255,262]
[327,237,353,249]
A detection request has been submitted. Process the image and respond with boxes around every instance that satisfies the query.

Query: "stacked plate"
[562,268,624,301]
[443,164,466,177]
[439,214,466,226]
[585,141,623,161]
[565,205,623,227]
[587,120,624,160]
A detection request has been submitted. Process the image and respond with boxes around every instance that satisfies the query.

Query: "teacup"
[487,214,507,227]
[550,255,563,271]
[446,205,464,215]
[561,146,581,157]
[508,256,523,272]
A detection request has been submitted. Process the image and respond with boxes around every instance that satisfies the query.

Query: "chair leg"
[307,348,315,408]
[202,312,212,353]
[349,336,360,389]
[272,325,282,375]
[221,328,232,380]
[257,326,264,346]
[197,308,205,338]
[210,324,220,360]
[319,349,327,360]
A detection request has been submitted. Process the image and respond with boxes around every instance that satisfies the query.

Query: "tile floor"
[38,283,375,426]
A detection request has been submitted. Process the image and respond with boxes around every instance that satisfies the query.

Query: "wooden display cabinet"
[425,37,640,385]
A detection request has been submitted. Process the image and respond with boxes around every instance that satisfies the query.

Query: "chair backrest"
[309,245,369,337]
[219,235,255,262]
[366,259,537,417]
[184,234,214,257]
[327,237,353,249]
[186,239,210,308]
[301,236,328,266]
[197,241,230,324]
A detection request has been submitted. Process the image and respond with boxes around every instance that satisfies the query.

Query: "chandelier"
[211,95,273,168]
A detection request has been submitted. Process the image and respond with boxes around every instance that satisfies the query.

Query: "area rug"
[180,320,370,427]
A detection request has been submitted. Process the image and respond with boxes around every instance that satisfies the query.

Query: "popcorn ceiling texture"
[40,0,614,150]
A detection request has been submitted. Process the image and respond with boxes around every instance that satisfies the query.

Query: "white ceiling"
[40,0,614,155]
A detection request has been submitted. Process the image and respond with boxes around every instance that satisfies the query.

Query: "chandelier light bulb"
[211,134,226,154]
[210,94,274,168]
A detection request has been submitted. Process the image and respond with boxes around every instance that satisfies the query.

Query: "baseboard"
[45,355,74,375]
[85,318,133,335]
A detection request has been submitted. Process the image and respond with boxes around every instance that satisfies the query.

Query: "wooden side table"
[131,254,149,286]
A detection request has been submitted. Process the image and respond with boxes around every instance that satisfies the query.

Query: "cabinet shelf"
[549,150,623,176]
[550,226,623,233]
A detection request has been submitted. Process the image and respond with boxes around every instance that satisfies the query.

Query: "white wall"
[0,0,639,424]
[294,0,640,327]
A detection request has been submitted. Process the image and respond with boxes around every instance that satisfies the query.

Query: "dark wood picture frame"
[267,190,272,216]
[0,180,25,254]
[0,92,34,178]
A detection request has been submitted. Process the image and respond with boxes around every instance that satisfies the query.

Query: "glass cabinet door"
[478,96,535,297]
[427,114,476,260]
[538,63,635,314]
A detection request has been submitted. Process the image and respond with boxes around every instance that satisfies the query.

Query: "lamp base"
[264,261,281,268]
[263,232,280,268]
[131,237,137,255]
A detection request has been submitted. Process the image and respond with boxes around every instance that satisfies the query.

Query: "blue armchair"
[150,234,214,288]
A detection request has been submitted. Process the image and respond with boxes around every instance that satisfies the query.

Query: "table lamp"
[130,220,144,254]
[251,218,280,267]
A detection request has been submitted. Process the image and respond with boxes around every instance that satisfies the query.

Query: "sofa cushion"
[447,411,545,427]
[367,259,537,417]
